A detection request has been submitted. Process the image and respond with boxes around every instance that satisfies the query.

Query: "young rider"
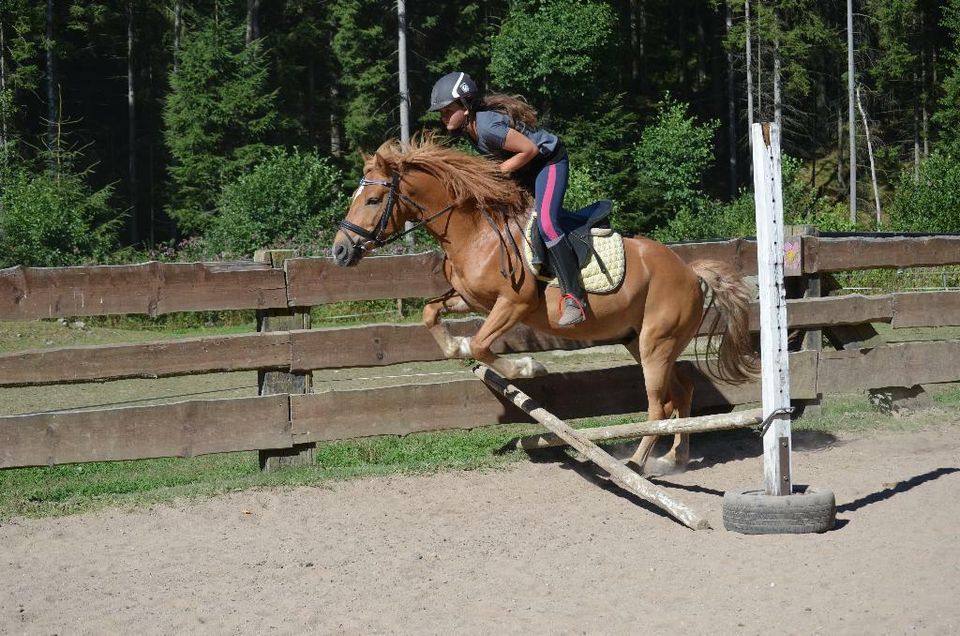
[428,71,587,327]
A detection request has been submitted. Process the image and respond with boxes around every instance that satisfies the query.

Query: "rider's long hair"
[474,93,538,130]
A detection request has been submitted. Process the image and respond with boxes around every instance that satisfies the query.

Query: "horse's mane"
[369,135,528,219]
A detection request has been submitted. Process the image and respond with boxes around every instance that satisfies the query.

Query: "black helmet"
[428,71,478,111]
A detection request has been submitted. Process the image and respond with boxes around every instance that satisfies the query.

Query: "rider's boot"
[546,235,588,327]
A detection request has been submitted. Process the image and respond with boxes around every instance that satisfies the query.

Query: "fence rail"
[3,235,960,469]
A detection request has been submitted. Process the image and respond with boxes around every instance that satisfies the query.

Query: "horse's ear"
[372,151,393,177]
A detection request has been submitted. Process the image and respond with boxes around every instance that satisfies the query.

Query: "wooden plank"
[704,295,895,336]
[818,341,960,393]
[0,332,290,386]
[892,291,960,328]
[0,395,291,469]
[515,408,764,449]
[782,294,894,329]
[0,315,820,388]
[285,253,450,304]
[668,239,758,275]
[472,363,710,530]
[290,319,621,371]
[0,262,287,320]
[291,352,817,443]
[805,236,960,273]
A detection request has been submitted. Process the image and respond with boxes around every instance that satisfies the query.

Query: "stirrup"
[557,294,587,327]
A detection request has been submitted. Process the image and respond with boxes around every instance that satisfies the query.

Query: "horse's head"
[332,152,411,267]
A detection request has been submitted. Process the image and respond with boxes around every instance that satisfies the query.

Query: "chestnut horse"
[332,137,757,472]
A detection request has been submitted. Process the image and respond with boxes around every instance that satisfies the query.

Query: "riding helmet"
[428,72,478,111]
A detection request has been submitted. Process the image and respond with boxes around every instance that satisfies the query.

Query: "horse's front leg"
[469,297,546,379]
[423,290,474,358]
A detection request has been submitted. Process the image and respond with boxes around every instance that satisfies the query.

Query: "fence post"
[254,249,315,471]
[786,224,822,417]
[751,122,792,496]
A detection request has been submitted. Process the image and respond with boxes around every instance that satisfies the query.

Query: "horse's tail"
[690,260,759,385]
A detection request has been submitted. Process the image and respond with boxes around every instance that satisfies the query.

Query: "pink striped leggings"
[533,157,570,245]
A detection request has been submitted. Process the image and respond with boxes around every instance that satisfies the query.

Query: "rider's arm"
[498,128,539,174]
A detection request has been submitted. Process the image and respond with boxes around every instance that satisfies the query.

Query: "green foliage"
[889,152,960,232]
[163,15,277,234]
[935,0,960,155]
[206,147,349,258]
[0,167,117,268]
[329,1,395,157]
[489,0,616,121]
[626,96,718,233]
[653,155,854,242]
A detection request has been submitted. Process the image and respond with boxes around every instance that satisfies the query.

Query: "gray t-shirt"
[470,110,560,161]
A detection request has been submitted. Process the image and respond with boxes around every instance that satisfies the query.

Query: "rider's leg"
[546,236,587,326]
[534,157,586,326]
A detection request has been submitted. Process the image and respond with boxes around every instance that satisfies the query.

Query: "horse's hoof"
[527,359,548,377]
[509,356,546,378]
[648,457,686,476]
[623,458,645,475]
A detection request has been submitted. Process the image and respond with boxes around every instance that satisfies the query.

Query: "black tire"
[722,485,836,534]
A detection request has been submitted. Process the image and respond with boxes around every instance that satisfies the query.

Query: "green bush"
[206,147,349,258]
[889,152,960,233]
[0,168,117,268]
[627,95,719,233]
[653,155,854,242]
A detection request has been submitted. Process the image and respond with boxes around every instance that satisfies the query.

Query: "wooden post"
[786,224,821,417]
[751,123,792,496]
[472,364,710,530]
[255,249,315,471]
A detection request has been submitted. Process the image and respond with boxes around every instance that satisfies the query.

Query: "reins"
[337,173,456,256]
[338,171,522,281]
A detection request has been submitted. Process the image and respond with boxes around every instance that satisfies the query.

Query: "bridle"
[337,172,456,257]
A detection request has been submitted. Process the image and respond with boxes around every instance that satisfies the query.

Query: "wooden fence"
[4,235,960,469]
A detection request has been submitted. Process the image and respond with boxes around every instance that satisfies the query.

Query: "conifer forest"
[1,0,959,267]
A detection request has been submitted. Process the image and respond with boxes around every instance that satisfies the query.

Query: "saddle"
[524,200,626,294]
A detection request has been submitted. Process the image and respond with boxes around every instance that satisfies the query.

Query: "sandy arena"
[2,424,959,634]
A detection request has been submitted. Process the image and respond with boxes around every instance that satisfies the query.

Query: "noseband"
[337,172,456,257]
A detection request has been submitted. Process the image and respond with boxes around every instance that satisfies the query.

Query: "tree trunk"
[846,0,857,223]
[837,105,845,190]
[913,72,921,179]
[128,2,138,245]
[246,0,260,46]
[745,0,754,132]
[0,13,7,152]
[855,86,881,226]
[773,33,781,127]
[173,0,182,74]
[46,0,56,151]
[725,0,737,196]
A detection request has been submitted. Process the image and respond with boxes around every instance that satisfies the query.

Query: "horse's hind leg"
[623,336,690,473]
[657,370,694,469]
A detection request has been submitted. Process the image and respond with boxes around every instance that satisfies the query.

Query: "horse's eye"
[366,197,381,206]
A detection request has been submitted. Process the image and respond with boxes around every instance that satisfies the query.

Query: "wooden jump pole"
[472,363,711,530]
[513,408,764,451]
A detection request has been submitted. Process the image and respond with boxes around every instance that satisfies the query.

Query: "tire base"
[722,485,836,534]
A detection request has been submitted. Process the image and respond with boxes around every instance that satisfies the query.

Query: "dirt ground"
[1,423,959,635]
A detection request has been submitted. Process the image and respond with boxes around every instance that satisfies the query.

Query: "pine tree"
[163,12,276,234]
[934,0,960,153]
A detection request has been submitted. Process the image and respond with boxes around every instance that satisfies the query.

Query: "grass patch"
[0,424,542,521]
